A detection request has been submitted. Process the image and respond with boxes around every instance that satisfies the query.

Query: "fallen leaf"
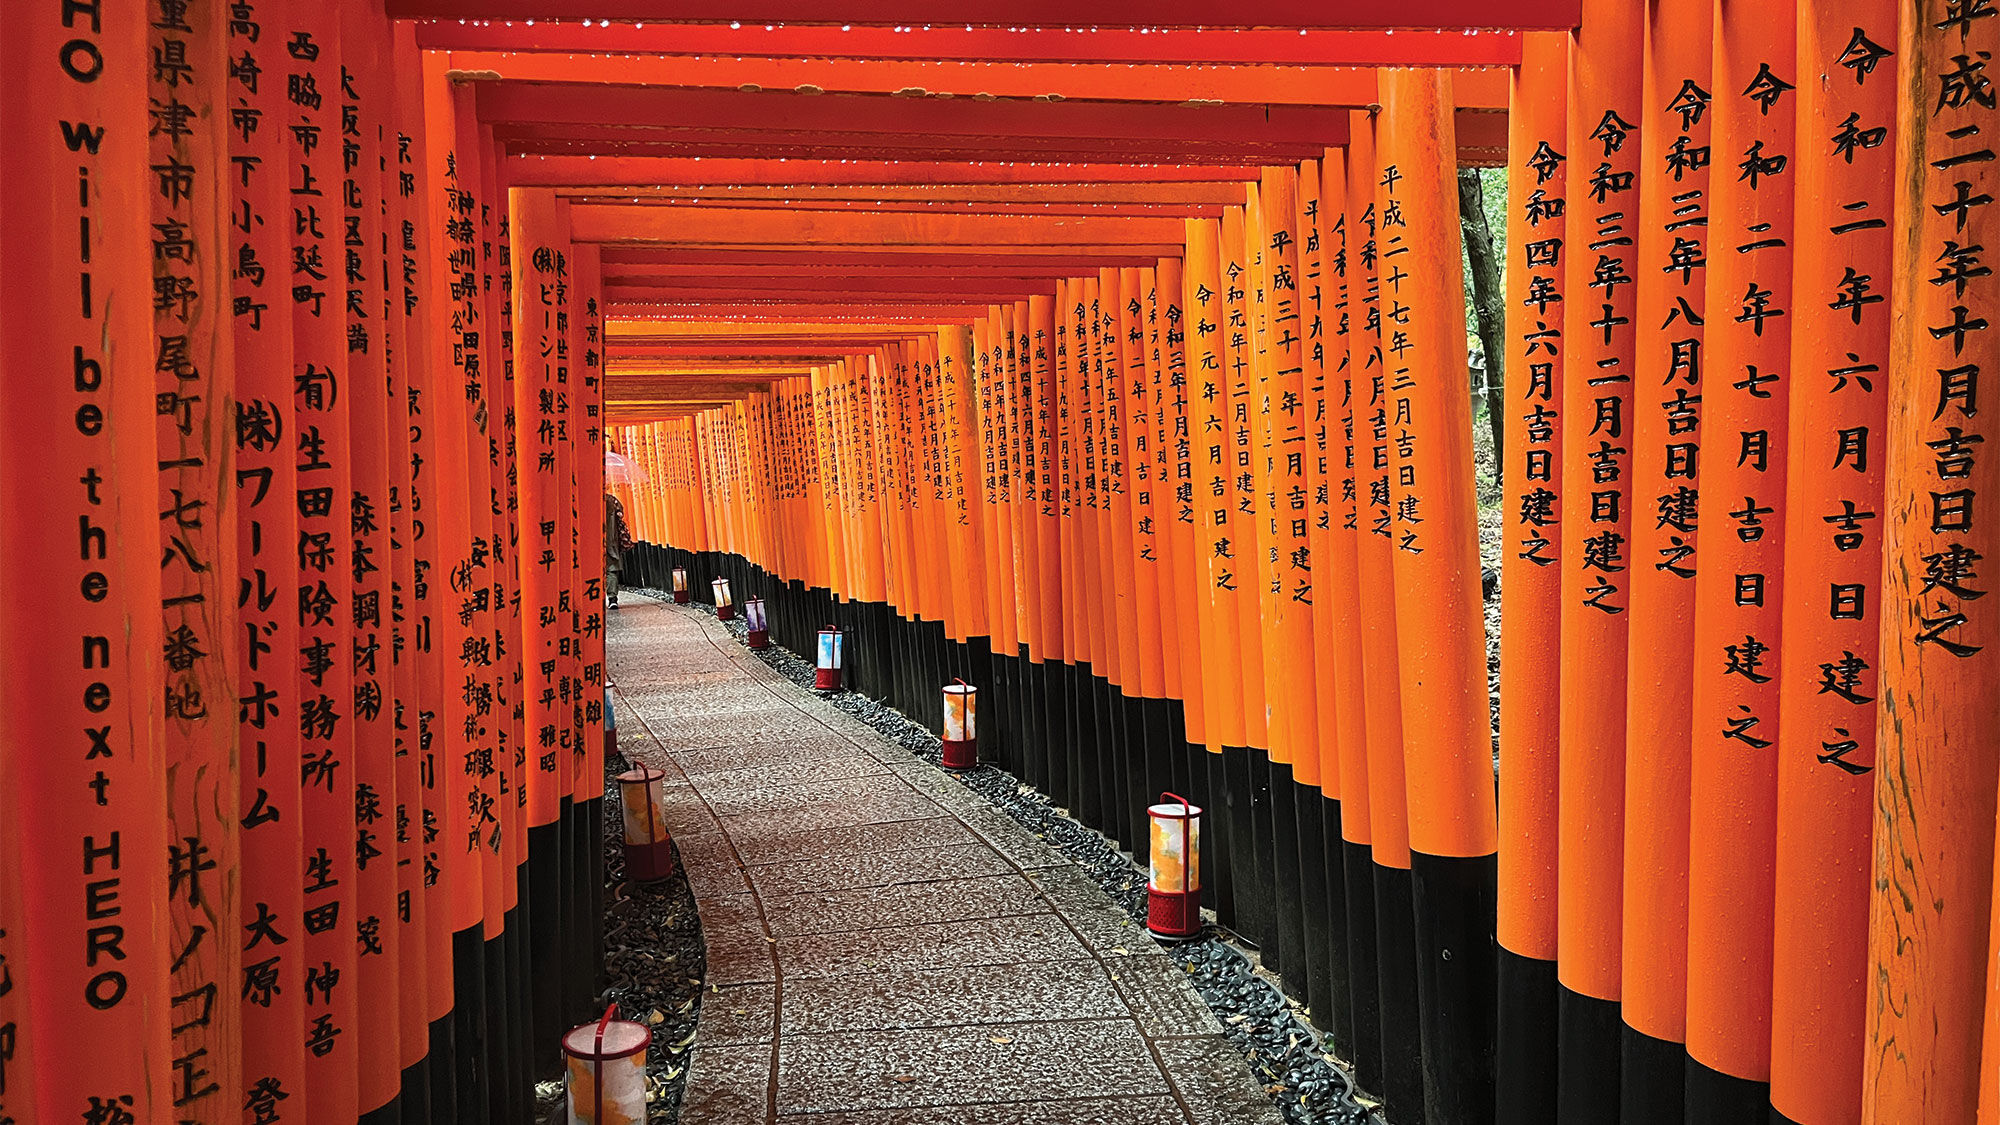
[892,1075,916,1084]
[988,1036,1013,1045]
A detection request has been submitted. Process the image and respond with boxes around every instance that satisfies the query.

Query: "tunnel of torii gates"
[2,0,1999,1123]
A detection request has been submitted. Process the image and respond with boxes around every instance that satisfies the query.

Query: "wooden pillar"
[1,3,174,1120]
[1497,30,1569,1125]
[1376,67,1501,1125]
[1869,5,2000,1123]
[285,6,362,1117]
[1333,126,1386,1097]
[1619,3,1712,1119]
[1770,4,1898,1123]
[145,2,247,1121]
[1685,3,1796,1114]
[1557,1,1643,1116]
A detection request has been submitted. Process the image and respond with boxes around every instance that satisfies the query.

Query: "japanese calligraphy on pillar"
[1498,30,1568,987]
[150,0,242,1116]
[227,1,309,1112]
[285,6,360,1106]
[1769,7,1897,1122]
[1620,0,1709,1065]
[1685,5,1797,1091]
[3,3,175,1121]
[1868,6,1999,1121]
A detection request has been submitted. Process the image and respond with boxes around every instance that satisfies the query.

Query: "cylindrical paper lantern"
[745,597,769,649]
[712,577,734,620]
[942,682,978,769]
[616,767,674,883]
[562,1009,651,1125]
[816,627,844,691]
[672,566,690,604]
[1147,794,1204,938]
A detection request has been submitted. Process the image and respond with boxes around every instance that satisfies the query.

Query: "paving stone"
[775,1019,1172,1114]
[1109,953,1225,1038]
[704,771,925,819]
[675,741,883,780]
[775,913,1084,981]
[955,804,1076,871]
[731,816,982,868]
[1031,864,1155,953]
[1153,1036,1289,1125]
[746,841,1012,899]
[699,983,778,1046]
[644,709,835,753]
[761,873,1049,937]
[694,754,893,807]
[683,1043,773,1125]
[697,891,766,939]
[719,785,942,839]
[621,679,792,716]
[705,938,780,988]
[780,957,1128,1035]
[776,1097,1190,1125]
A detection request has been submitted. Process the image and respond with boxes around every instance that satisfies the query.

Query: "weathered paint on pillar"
[1871,5,1999,1124]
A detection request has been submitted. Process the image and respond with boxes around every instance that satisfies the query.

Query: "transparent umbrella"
[604,451,648,487]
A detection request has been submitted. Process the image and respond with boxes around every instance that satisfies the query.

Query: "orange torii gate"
[3,6,1998,1125]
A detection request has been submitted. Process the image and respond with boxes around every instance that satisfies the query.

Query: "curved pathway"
[607,598,1285,1125]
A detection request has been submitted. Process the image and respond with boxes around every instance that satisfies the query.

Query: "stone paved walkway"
[607,598,1286,1125]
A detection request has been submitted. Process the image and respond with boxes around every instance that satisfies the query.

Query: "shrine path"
[607,598,1284,1125]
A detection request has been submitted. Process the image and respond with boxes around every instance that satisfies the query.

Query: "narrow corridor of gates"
[1,3,1997,1125]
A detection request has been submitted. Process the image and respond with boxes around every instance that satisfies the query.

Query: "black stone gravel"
[537,743,706,1124]
[638,587,1385,1125]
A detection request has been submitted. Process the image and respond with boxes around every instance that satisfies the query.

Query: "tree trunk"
[1457,167,1507,474]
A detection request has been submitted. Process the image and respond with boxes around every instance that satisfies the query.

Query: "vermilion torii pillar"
[1872,7,2000,1124]
[1619,2,1711,1117]
[1498,29,1568,1125]
[1375,66,1502,1125]
[1557,1,1642,1117]
[1772,4,1897,1123]
[1685,7,1796,1116]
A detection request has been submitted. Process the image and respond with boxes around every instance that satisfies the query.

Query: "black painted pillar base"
[1244,751,1278,964]
[1619,1023,1684,1125]
[1410,851,1498,1125]
[1205,749,1236,928]
[426,1013,456,1125]
[1341,839,1384,1095]
[527,816,565,1078]
[1495,948,1559,1125]
[1319,799,1354,1062]
[1556,986,1621,1125]
[1374,863,1426,1125]
[1684,1055,1769,1125]
[1269,762,1308,1000]
[1223,749,1262,943]
[1297,791,1336,1027]
[452,925,490,1125]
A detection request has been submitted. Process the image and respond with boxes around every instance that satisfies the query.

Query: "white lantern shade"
[617,767,670,847]
[744,598,768,632]
[943,684,977,742]
[563,1018,650,1125]
[671,567,688,593]
[711,577,733,608]
[817,628,844,669]
[1147,801,1202,894]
